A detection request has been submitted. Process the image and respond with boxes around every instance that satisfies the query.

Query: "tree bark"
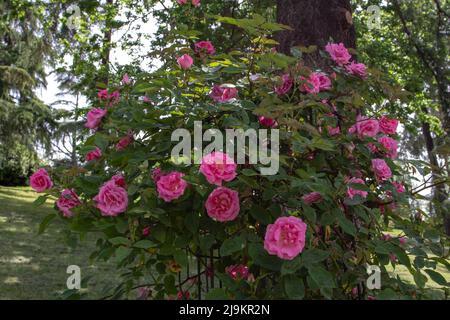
[275,0,356,65]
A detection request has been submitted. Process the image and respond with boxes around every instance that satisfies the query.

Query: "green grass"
[0,186,120,300]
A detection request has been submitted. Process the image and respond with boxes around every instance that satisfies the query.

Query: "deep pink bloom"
[210,84,238,103]
[327,126,341,136]
[30,168,53,193]
[142,227,151,237]
[94,180,128,216]
[116,135,133,151]
[85,108,107,129]
[392,181,406,193]
[177,54,194,70]
[200,151,237,186]
[194,41,215,55]
[372,159,392,181]
[302,192,323,205]
[378,136,398,159]
[226,264,249,280]
[325,42,352,66]
[111,174,126,189]
[56,189,81,217]
[109,91,120,105]
[399,237,407,246]
[85,147,102,162]
[300,73,321,94]
[379,116,399,135]
[156,171,188,202]
[346,61,367,78]
[347,177,368,199]
[274,74,293,95]
[177,291,190,300]
[316,72,332,91]
[355,115,379,138]
[98,89,109,100]
[205,187,240,222]
[258,116,278,128]
[122,73,131,85]
[152,167,162,182]
[264,216,307,260]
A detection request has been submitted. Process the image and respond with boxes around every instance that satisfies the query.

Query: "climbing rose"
[346,177,368,199]
[346,61,367,78]
[111,174,126,189]
[200,151,237,185]
[225,264,250,280]
[156,171,188,202]
[316,72,332,91]
[259,116,278,128]
[300,73,321,94]
[378,136,398,159]
[30,168,53,193]
[116,135,133,151]
[302,192,323,205]
[94,180,128,216]
[325,42,352,66]
[274,74,293,95]
[56,189,81,217]
[379,116,399,135]
[85,147,102,161]
[210,84,238,102]
[371,159,392,181]
[355,116,379,138]
[97,89,109,100]
[392,181,406,193]
[177,54,194,70]
[205,187,240,222]
[194,40,215,55]
[264,216,307,260]
[85,108,107,129]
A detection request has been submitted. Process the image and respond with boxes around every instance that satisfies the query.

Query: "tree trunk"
[275,0,356,65]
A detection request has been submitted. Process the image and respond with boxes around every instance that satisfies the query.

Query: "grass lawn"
[0,186,448,299]
[0,186,121,300]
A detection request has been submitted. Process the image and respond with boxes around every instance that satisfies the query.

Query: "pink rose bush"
[94,179,128,216]
[264,216,307,260]
[379,116,399,135]
[346,177,368,199]
[274,74,293,95]
[205,187,240,222]
[372,159,393,181]
[346,62,367,78]
[194,41,215,55]
[378,136,398,159]
[325,42,352,66]
[258,116,278,128]
[116,135,133,151]
[30,168,53,192]
[210,84,238,102]
[85,108,107,129]
[177,54,194,70]
[56,189,81,217]
[156,171,188,202]
[85,147,102,161]
[225,264,250,280]
[354,116,379,138]
[200,151,237,185]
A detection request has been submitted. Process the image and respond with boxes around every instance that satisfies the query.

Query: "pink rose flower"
[300,73,321,94]
[152,167,162,182]
[346,177,368,199]
[355,115,379,138]
[302,192,323,205]
[399,237,407,246]
[325,42,352,66]
[177,291,190,300]
[108,91,120,106]
[200,151,237,186]
[85,108,107,129]
[30,168,53,193]
[264,216,307,260]
[346,61,367,78]
[274,74,293,95]
[94,180,128,216]
[194,41,215,55]
[85,147,102,162]
[205,187,240,222]
[379,116,399,135]
[378,136,398,159]
[316,72,332,91]
[122,73,131,85]
[111,174,126,189]
[177,54,194,70]
[177,0,187,4]
[392,181,405,193]
[371,159,392,181]
[142,227,151,237]
[156,171,188,202]
[258,116,278,128]
[327,126,341,136]
[225,264,250,280]
[191,0,200,6]
[143,96,153,104]
[210,84,238,103]
[56,189,81,217]
[98,89,109,100]
[116,135,133,151]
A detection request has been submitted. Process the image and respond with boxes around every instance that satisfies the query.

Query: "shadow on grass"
[0,186,121,300]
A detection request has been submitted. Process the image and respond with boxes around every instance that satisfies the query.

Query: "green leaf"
[114,246,132,262]
[413,271,428,288]
[108,237,131,246]
[242,169,259,176]
[220,236,245,256]
[249,206,272,225]
[307,265,336,288]
[424,269,449,286]
[249,243,282,271]
[133,240,156,249]
[281,256,303,275]
[173,250,188,266]
[38,213,57,235]
[337,214,357,236]
[301,249,330,266]
[33,195,48,207]
[164,275,177,295]
[283,275,305,299]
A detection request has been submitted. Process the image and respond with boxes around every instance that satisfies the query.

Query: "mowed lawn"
[0,186,448,299]
[0,186,121,300]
